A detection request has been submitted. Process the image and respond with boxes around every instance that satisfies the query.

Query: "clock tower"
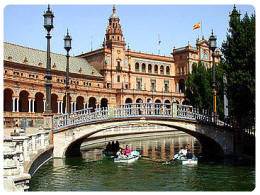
[104,5,126,49]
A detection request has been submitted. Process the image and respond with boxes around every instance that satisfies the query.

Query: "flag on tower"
[193,22,201,30]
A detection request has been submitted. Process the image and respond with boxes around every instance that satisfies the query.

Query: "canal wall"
[3,130,52,192]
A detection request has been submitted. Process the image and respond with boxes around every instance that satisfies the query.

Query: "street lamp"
[64,29,72,114]
[209,29,217,124]
[43,4,54,114]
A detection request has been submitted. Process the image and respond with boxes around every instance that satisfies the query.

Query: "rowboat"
[173,153,198,165]
[180,157,198,165]
[114,151,140,163]
[102,150,117,158]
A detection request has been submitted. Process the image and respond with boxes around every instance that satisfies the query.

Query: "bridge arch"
[53,118,232,159]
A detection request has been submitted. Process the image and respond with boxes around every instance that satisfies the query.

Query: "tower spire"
[113,4,116,14]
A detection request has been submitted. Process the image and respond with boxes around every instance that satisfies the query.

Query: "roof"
[3,42,103,78]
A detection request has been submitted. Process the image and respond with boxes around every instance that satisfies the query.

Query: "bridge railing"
[52,103,218,130]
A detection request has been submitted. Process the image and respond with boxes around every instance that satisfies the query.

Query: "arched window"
[154,65,158,74]
[166,66,170,75]
[160,65,164,74]
[142,63,146,73]
[148,64,152,73]
[135,63,140,72]
[101,98,108,108]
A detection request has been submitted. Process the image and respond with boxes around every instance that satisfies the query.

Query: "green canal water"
[29,134,255,191]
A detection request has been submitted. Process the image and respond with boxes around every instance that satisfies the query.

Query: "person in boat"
[181,145,188,156]
[105,142,112,151]
[173,145,188,160]
[111,141,115,152]
[123,145,132,157]
[116,148,123,158]
[186,149,193,159]
[115,141,120,151]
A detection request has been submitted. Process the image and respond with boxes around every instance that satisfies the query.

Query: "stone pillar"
[43,113,53,130]
[31,135,36,153]
[172,101,177,117]
[12,97,16,112]
[74,102,76,111]
[83,103,86,109]
[43,100,46,112]
[28,99,31,113]
[71,102,73,113]
[23,138,30,161]
[57,101,60,114]
[40,133,45,149]
[32,99,35,113]
[17,98,20,112]
[61,102,63,114]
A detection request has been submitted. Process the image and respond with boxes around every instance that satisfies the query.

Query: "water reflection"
[81,132,202,162]
[30,132,255,191]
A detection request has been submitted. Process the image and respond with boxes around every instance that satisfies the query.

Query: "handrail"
[52,103,225,131]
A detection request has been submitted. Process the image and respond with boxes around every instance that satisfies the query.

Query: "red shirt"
[123,148,131,155]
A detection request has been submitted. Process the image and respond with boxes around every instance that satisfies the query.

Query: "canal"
[29,132,255,191]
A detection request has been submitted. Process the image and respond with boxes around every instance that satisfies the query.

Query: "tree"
[221,6,255,128]
[185,61,224,119]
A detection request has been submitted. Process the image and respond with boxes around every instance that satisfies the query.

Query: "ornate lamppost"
[64,29,72,114]
[209,30,217,124]
[43,5,54,114]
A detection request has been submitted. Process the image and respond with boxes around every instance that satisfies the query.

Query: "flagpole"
[201,20,203,38]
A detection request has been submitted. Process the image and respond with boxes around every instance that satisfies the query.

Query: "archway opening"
[125,98,132,104]
[76,96,84,110]
[178,79,185,93]
[4,88,13,112]
[51,94,58,113]
[35,92,44,113]
[155,99,161,115]
[89,97,96,112]
[63,95,72,113]
[19,90,29,112]
[101,98,108,108]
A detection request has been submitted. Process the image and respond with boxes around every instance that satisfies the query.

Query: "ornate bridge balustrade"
[53,103,221,131]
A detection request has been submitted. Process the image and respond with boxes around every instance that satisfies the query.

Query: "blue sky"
[4,4,255,57]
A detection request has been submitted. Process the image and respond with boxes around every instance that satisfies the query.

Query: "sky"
[3,3,256,57]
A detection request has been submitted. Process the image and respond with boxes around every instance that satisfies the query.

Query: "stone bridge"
[51,103,236,158]
[3,102,254,191]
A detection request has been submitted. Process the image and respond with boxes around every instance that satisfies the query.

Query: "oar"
[140,155,151,158]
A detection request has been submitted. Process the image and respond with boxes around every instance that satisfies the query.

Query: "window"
[135,63,140,72]
[166,66,170,75]
[160,65,164,74]
[154,65,158,74]
[13,71,19,76]
[142,63,146,73]
[150,79,156,91]
[164,80,169,92]
[116,60,121,71]
[117,75,120,82]
[148,64,152,73]
[182,67,185,75]
[136,78,142,90]
[125,84,128,89]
